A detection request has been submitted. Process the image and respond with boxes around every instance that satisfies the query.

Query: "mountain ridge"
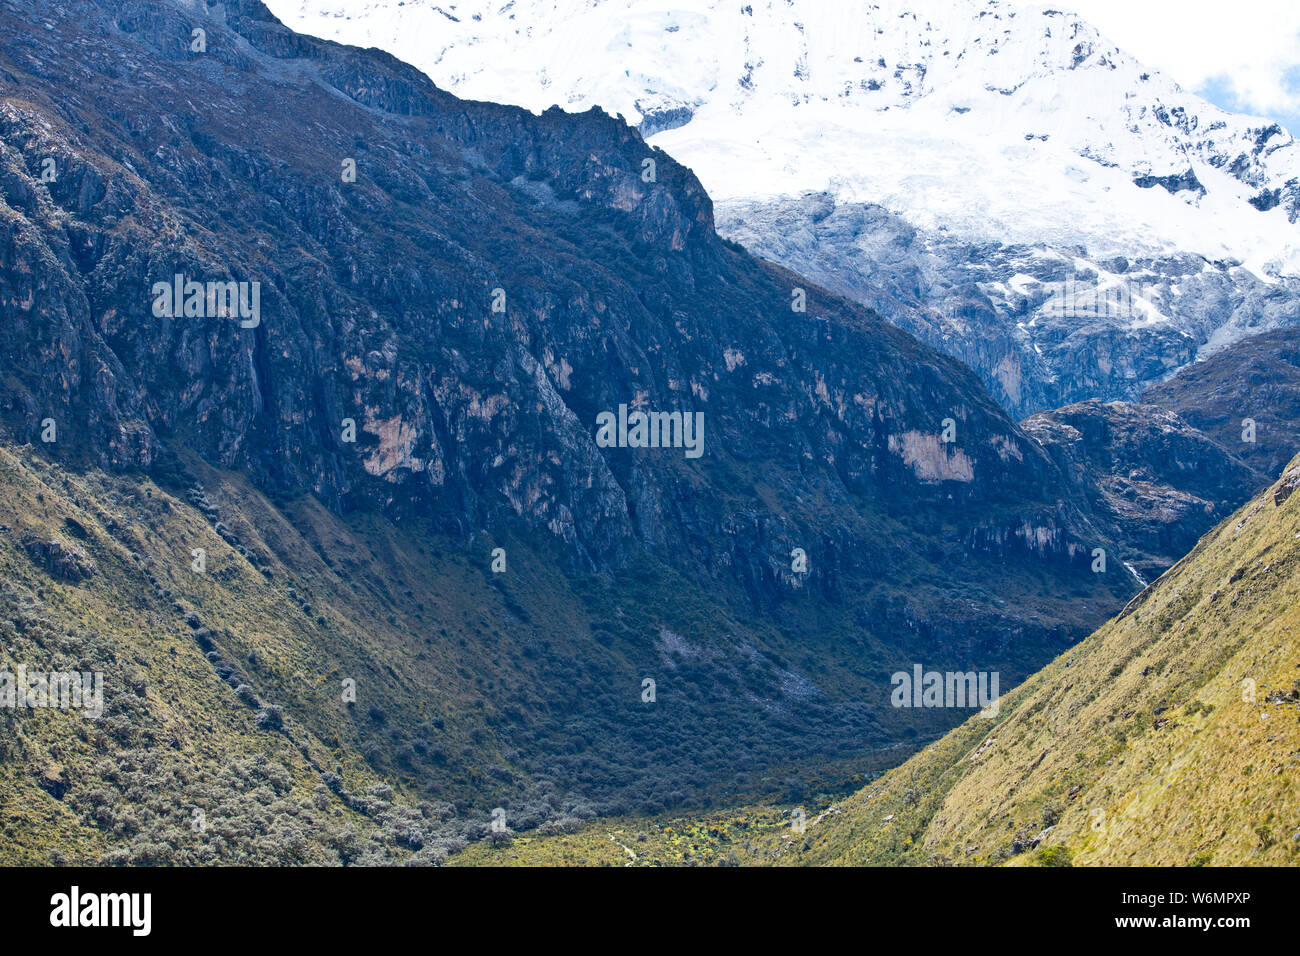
[274,0,1300,417]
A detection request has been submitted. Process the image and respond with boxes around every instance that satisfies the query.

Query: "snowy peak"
[274,0,1299,272]
[279,1,1145,119]
[267,0,1300,420]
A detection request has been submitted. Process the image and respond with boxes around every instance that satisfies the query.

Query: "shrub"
[1036,846,1074,867]
[537,816,585,836]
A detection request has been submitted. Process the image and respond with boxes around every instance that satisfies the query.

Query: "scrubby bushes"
[255,705,284,731]
[1036,846,1074,867]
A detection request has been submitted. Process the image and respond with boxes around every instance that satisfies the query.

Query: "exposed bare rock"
[21,532,97,582]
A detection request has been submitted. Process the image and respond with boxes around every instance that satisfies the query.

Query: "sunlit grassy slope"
[0,441,535,863]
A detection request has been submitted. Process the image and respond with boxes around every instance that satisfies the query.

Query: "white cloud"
[1028,0,1300,125]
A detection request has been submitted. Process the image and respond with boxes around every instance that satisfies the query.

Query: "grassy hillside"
[0,441,531,864]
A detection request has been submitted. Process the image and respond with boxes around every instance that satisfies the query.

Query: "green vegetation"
[8,440,1294,865]
[0,441,916,863]
[1035,846,1073,867]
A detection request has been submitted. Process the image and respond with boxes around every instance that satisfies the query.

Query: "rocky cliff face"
[1142,327,1300,479]
[0,0,1137,611]
[1021,400,1263,583]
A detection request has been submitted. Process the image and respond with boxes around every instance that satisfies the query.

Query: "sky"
[1040,0,1300,133]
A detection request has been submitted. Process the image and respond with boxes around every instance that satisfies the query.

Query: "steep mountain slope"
[275,0,1300,417]
[1142,326,1300,479]
[777,456,1300,866]
[0,0,1176,862]
[0,0,1100,571]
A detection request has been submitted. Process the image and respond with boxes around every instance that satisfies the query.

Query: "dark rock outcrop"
[1132,167,1205,197]
[21,533,97,582]
[1021,400,1263,582]
[1142,327,1300,479]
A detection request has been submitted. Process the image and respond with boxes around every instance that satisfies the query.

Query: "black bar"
[0,865,1276,943]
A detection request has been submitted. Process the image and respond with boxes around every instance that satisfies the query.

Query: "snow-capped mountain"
[270,0,1300,415]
